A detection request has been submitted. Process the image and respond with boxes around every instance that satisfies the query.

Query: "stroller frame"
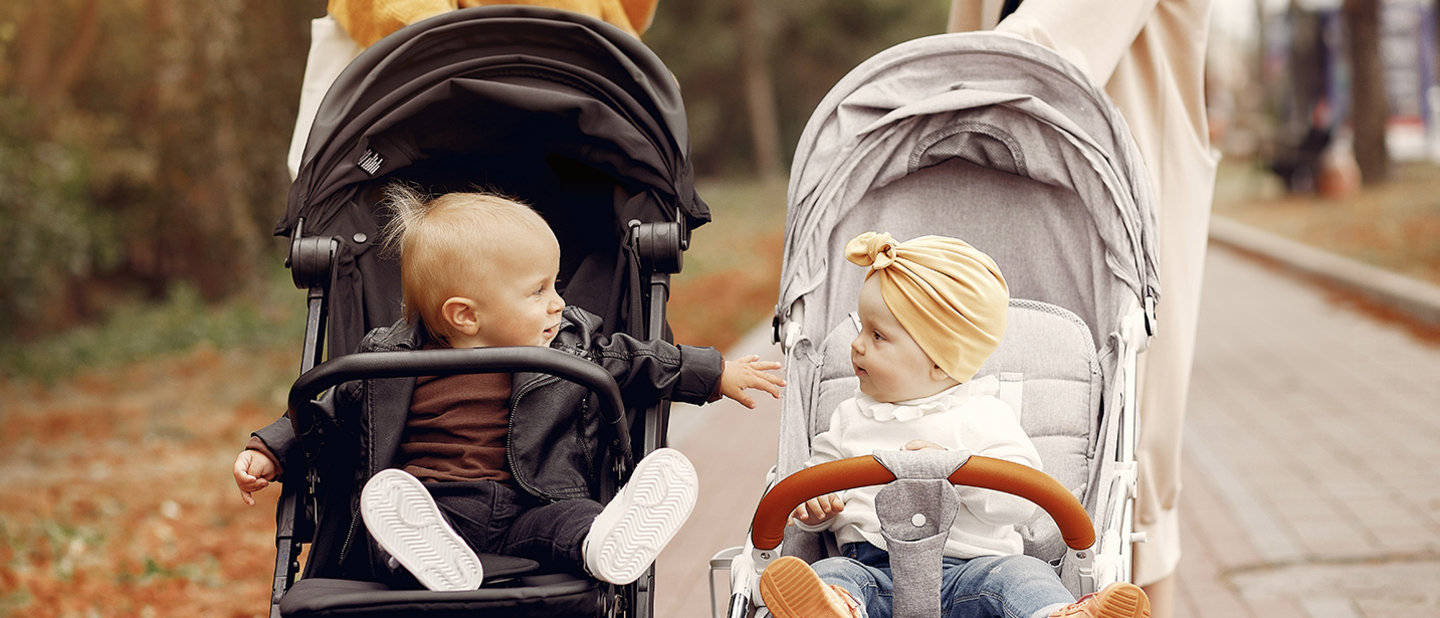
[262,6,708,617]
[713,30,1160,618]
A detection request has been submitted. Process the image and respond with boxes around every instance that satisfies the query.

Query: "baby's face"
[850,276,955,403]
[460,225,566,348]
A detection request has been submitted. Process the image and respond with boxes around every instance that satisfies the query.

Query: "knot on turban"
[846,231,900,270]
[844,232,1009,383]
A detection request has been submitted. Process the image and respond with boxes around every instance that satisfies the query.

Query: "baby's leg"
[499,494,604,572]
[360,469,487,591]
[812,554,890,616]
[761,555,873,618]
[940,554,1073,618]
[502,447,699,585]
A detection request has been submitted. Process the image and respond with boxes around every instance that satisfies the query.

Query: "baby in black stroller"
[234,186,785,590]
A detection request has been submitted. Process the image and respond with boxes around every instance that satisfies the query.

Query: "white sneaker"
[582,448,699,584]
[360,468,484,591]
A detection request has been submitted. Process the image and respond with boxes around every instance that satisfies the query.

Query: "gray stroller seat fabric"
[804,299,1099,587]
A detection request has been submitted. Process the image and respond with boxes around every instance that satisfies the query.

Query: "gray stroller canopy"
[779,32,1159,342]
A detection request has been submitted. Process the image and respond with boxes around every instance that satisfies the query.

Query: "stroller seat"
[279,556,602,618]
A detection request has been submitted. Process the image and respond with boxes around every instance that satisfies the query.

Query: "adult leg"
[948,1,1218,612]
[1073,0,1216,604]
[288,14,363,179]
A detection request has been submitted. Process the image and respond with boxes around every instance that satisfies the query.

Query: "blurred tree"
[736,0,782,180]
[0,0,323,339]
[1,0,947,339]
[1344,0,1390,183]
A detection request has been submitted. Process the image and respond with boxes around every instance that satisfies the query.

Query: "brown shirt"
[399,370,514,483]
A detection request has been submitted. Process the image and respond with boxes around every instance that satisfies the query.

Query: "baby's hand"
[790,493,844,527]
[902,439,947,451]
[717,355,785,409]
[233,449,277,506]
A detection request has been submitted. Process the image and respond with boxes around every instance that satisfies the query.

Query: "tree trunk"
[1345,0,1391,183]
[736,0,783,180]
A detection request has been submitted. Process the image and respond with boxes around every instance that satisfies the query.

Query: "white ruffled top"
[796,376,1043,559]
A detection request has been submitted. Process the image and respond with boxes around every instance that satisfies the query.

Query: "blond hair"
[381,184,552,339]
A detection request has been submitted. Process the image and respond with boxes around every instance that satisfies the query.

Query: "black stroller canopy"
[277,5,709,239]
[276,6,709,358]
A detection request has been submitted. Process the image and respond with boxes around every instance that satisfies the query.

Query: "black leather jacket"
[252,306,722,579]
[253,305,722,500]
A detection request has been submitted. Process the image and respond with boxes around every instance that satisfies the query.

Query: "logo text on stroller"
[358,149,385,175]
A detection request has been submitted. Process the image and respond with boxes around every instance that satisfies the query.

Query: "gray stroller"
[709,32,1159,617]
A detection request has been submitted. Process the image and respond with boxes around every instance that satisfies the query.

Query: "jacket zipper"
[337,502,361,568]
[507,373,561,502]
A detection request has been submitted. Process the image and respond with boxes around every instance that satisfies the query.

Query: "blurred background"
[1,0,1438,615]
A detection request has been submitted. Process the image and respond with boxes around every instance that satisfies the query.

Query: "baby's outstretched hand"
[791,493,844,527]
[233,449,277,506]
[716,355,785,409]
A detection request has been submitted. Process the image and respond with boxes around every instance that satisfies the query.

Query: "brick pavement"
[1176,244,1440,618]
[654,241,1440,617]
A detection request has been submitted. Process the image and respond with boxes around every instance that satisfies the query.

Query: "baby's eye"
[871,330,885,342]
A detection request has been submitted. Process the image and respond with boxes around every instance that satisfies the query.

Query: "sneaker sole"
[1094,583,1149,618]
[360,468,483,591]
[759,556,854,618]
[587,448,698,584]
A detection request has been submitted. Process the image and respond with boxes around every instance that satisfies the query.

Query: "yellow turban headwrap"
[845,232,1008,383]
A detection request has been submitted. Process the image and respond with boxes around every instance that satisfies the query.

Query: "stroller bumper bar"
[748,454,1095,553]
[286,347,630,460]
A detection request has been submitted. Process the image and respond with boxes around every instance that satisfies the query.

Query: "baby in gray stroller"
[757,232,1148,618]
[234,186,784,591]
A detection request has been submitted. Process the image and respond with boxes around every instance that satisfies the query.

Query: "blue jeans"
[812,543,1075,618]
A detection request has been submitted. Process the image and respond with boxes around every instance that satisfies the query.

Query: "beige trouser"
[949,0,1219,587]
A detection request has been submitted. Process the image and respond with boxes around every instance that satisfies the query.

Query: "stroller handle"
[287,346,628,447]
[750,455,1095,551]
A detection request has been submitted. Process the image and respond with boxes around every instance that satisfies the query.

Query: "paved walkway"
[657,240,1440,617]
[1175,245,1440,618]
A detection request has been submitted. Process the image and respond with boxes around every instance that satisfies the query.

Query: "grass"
[1213,159,1440,289]
[0,264,308,384]
[0,264,308,617]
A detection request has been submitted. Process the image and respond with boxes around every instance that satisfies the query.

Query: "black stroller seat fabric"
[280,557,601,618]
[267,7,707,618]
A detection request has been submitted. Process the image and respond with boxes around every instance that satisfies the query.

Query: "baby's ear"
[929,364,952,382]
[441,297,482,336]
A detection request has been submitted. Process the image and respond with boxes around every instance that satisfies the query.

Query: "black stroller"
[263,7,707,617]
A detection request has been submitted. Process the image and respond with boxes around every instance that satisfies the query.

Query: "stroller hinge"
[288,218,338,291]
[630,220,684,276]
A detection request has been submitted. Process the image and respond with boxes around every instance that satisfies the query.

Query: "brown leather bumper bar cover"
[750,455,1095,551]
